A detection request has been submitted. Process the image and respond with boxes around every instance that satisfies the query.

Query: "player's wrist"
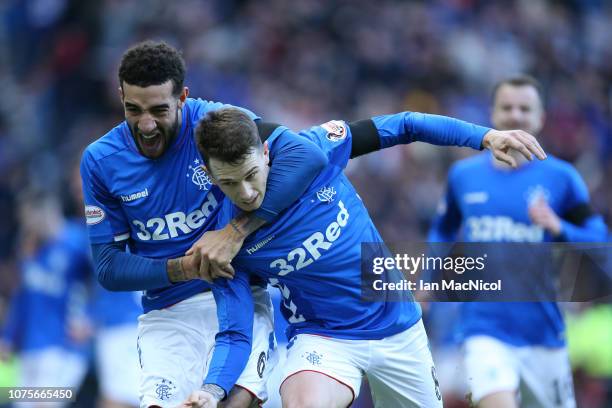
[227,219,247,240]
[167,257,187,282]
[201,383,225,401]
[231,212,267,238]
[481,130,493,150]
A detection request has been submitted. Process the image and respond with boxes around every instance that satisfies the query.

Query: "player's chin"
[239,197,262,212]
[138,138,166,159]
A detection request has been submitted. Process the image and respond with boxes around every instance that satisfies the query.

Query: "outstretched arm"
[348,112,546,166]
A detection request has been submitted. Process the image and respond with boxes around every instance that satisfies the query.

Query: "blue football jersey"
[1,221,91,355]
[80,98,259,312]
[429,152,598,347]
[80,98,262,392]
[218,121,422,342]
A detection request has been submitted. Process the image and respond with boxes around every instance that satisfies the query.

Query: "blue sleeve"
[80,149,131,244]
[254,127,328,221]
[297,121,354,169]
[372,112,490,151]
[428,170,463,243]
[203,270,254,395]
[190,98,260,122]
[92,242,169,291]
[557,166,608,242]
[559,216,608,242]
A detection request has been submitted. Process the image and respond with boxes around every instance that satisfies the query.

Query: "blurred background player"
[0,188,92,407]
[428,75,609,408]
[67,163,141,408]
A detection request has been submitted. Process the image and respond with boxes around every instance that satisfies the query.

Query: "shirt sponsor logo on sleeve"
[85,205,105,225]
[321,120,347,141]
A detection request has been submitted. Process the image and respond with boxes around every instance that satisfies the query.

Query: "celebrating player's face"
[491,84,545,136]
[121,80,185,159]
[208,146,270,212]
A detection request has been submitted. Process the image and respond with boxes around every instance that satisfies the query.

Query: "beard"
[132,108,180,159]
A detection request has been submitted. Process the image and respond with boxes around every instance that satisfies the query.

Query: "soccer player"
[80,41,329,408]
[428,75,608,408]
[182,106,546,408]
[0,189,92,407]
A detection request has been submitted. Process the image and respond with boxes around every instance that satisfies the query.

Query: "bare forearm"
[167,257,187,283]
[229,212,267,238]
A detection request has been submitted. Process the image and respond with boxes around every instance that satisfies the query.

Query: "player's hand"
[186,224,242,281]
[482,129,546,168]
[528,197,562,236]
[177,390,220,408]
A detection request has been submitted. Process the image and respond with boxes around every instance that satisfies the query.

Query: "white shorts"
[96,323,140,406]
[280,319,443,408]
[137,287,277,408]
[17,347,88,408]
[464,335,576,407]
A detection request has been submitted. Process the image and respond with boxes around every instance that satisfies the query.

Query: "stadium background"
[0,0,610,406]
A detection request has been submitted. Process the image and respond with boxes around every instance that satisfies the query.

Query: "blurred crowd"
[0,0,610,406]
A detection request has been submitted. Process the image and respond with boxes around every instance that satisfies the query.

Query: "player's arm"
[427,171,463,243]
[529,167,608,242]
[348,112,546,166]
[199,269,254,403]
[186,125,328,281]
[418,172,463,301]
[91,241,171,290]
[556,206,608,242]
[81,148,189,291]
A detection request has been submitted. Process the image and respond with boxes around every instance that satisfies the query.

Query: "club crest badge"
[187,159,212,191]
[316,186,337,203]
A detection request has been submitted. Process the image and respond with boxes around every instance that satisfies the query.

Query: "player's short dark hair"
[195,108,261,169]
[118,40,185,96]
[492,75,544,106]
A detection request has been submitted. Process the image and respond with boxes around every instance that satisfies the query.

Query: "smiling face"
[491,83,545,136]
[120,80,187,159]
[208,145,270,212]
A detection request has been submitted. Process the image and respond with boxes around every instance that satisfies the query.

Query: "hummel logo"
[247,235,275,254]
[463,191,488,204]
[121,188,149,203]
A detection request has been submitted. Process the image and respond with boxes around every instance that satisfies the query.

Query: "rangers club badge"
[187,159,212,191]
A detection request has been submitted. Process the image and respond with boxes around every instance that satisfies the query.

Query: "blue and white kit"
[80,97,327,405]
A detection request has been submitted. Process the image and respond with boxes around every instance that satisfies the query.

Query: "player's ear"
[263,141,269,166]
[118,86,124,103]
[178,87,189,108]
